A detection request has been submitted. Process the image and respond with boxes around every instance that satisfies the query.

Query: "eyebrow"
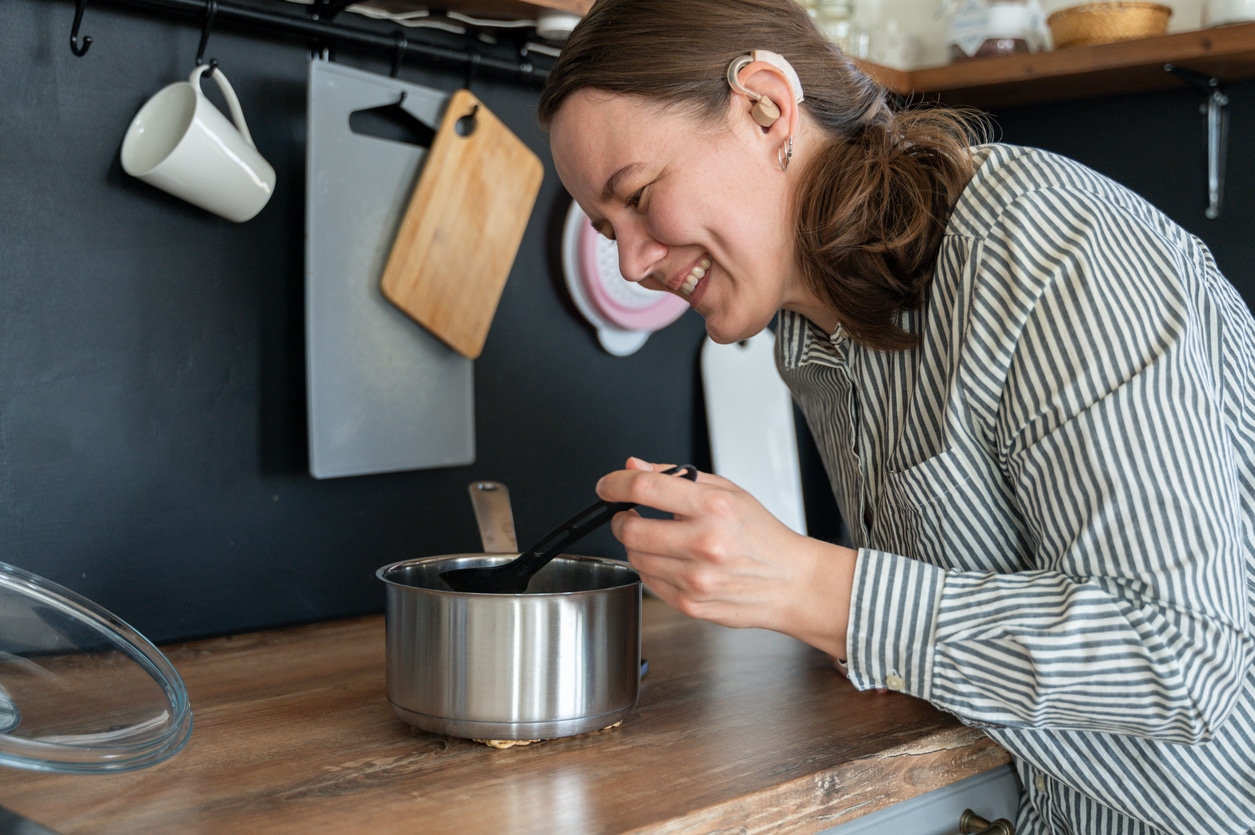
[602,163,646,202]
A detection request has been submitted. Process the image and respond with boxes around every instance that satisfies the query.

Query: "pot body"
[377,554,641,740]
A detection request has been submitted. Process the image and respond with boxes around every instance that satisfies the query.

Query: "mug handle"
[188,63,257,149]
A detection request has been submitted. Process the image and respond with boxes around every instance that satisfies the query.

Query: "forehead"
[549,90,704,207]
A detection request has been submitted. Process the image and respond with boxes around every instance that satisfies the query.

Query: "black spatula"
[440,464,698,594]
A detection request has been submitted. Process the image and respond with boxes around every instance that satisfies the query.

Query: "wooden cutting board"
[380,89,543,359]
[306,61,474,479]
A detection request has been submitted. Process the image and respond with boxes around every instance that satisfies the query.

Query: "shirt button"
[885,674,904,691]
[1034,775,1047,792]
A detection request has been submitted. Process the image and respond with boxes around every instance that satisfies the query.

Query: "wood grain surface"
[859,21,1255,108]
[380,89,543,359]
[0,599,1008,834]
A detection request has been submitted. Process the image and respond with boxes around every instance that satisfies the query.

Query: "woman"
[538,0,1255,832]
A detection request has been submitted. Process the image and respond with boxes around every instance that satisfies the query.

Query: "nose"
[613,221,667,284]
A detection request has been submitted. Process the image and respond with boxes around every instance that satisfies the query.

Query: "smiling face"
[550,89,835,343]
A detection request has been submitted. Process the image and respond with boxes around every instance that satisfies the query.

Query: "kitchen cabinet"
[0,597,1010,834]
[861,22,1255,108]
[823,764,1020,834]
[280,4,1255,111]
[349,0,591,21]
[370,0,1253,111]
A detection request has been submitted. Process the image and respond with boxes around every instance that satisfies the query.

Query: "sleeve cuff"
[846,547,946,700]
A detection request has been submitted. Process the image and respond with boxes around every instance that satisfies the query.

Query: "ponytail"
[796,107,986,350]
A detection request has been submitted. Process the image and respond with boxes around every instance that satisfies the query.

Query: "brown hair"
[538,0,985,351]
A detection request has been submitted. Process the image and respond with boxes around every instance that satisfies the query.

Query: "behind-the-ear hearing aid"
[725,50,805,129]
[752,94,781,128]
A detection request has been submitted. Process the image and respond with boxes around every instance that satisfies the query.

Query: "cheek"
[648,188,742,251]
[645,205,690,245]
[651,151,747,239]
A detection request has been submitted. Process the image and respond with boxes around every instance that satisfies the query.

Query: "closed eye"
[588,185,646,241]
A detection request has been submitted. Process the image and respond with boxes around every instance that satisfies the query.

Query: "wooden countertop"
[0,598,1008,834]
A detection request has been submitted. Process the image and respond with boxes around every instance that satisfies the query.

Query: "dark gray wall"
[2,0,723,642]
[3,0,1251,644]
[988,83,1255,291]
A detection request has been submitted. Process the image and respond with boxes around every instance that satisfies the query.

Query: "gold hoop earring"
[778,136,793,172]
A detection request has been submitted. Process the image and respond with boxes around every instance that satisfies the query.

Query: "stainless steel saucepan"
[376,482,642,741]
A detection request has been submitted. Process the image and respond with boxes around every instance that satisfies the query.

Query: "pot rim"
[376,552,641,596]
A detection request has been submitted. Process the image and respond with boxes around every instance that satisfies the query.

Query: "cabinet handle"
[959,809,1015,835]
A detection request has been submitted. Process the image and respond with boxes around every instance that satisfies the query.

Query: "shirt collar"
[777,310,846,370]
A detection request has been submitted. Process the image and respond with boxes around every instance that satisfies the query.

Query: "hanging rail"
[73,0,551,82]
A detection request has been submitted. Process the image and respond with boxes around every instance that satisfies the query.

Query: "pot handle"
[469,481,519,553]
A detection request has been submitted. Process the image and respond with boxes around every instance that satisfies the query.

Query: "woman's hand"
[596,457,857,658]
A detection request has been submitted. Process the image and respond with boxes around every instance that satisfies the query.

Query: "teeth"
[679,257,712,298]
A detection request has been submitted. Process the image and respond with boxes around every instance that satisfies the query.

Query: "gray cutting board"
[305,60,474,478]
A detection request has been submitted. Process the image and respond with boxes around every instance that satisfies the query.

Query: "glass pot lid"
[0,561,192,773]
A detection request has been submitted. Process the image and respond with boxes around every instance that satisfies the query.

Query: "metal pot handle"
[468,482,518,553]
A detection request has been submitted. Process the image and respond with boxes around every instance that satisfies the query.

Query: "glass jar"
[947,0,1045,62]
[815,0,870,58]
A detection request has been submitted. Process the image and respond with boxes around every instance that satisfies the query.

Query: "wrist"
[785,539,857,658]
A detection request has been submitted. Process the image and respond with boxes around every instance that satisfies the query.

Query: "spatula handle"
[518,465,698,571]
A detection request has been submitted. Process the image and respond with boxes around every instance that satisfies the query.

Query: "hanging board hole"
[455,105,480,137]
[348,95,437,148]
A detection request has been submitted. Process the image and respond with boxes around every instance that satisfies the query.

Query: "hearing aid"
[751,95,782,128]
[725,50,805,129]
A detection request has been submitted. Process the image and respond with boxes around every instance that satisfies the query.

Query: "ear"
[730,60,802,140]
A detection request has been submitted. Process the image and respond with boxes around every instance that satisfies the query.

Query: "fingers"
[597,458,855,658]
[597,459,705,514]
[612,512,696,576]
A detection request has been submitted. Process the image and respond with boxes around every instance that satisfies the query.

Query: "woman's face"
[550,89,831,343]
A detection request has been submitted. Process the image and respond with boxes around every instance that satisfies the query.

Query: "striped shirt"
[776,144,1255,834]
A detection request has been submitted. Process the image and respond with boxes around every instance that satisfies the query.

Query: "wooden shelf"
[857,21,1255,108]
[350,4,1253,108]
[351,0,591,22]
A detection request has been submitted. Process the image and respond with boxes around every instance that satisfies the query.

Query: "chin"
[704,320,769,345]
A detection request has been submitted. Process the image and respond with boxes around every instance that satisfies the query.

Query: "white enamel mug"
[121,64,275,223]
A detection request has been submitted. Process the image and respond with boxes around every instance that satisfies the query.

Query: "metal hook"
[390,31,408,78]
[464,47,481,92]
[308,0,355,22]
[517,42,534,84]
[70,0,93,57]
[305,0,354,60]
[196,0,219,77]
[1165,63,1229,220]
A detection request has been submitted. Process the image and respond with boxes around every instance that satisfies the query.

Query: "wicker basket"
[1047,2,1173,48]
